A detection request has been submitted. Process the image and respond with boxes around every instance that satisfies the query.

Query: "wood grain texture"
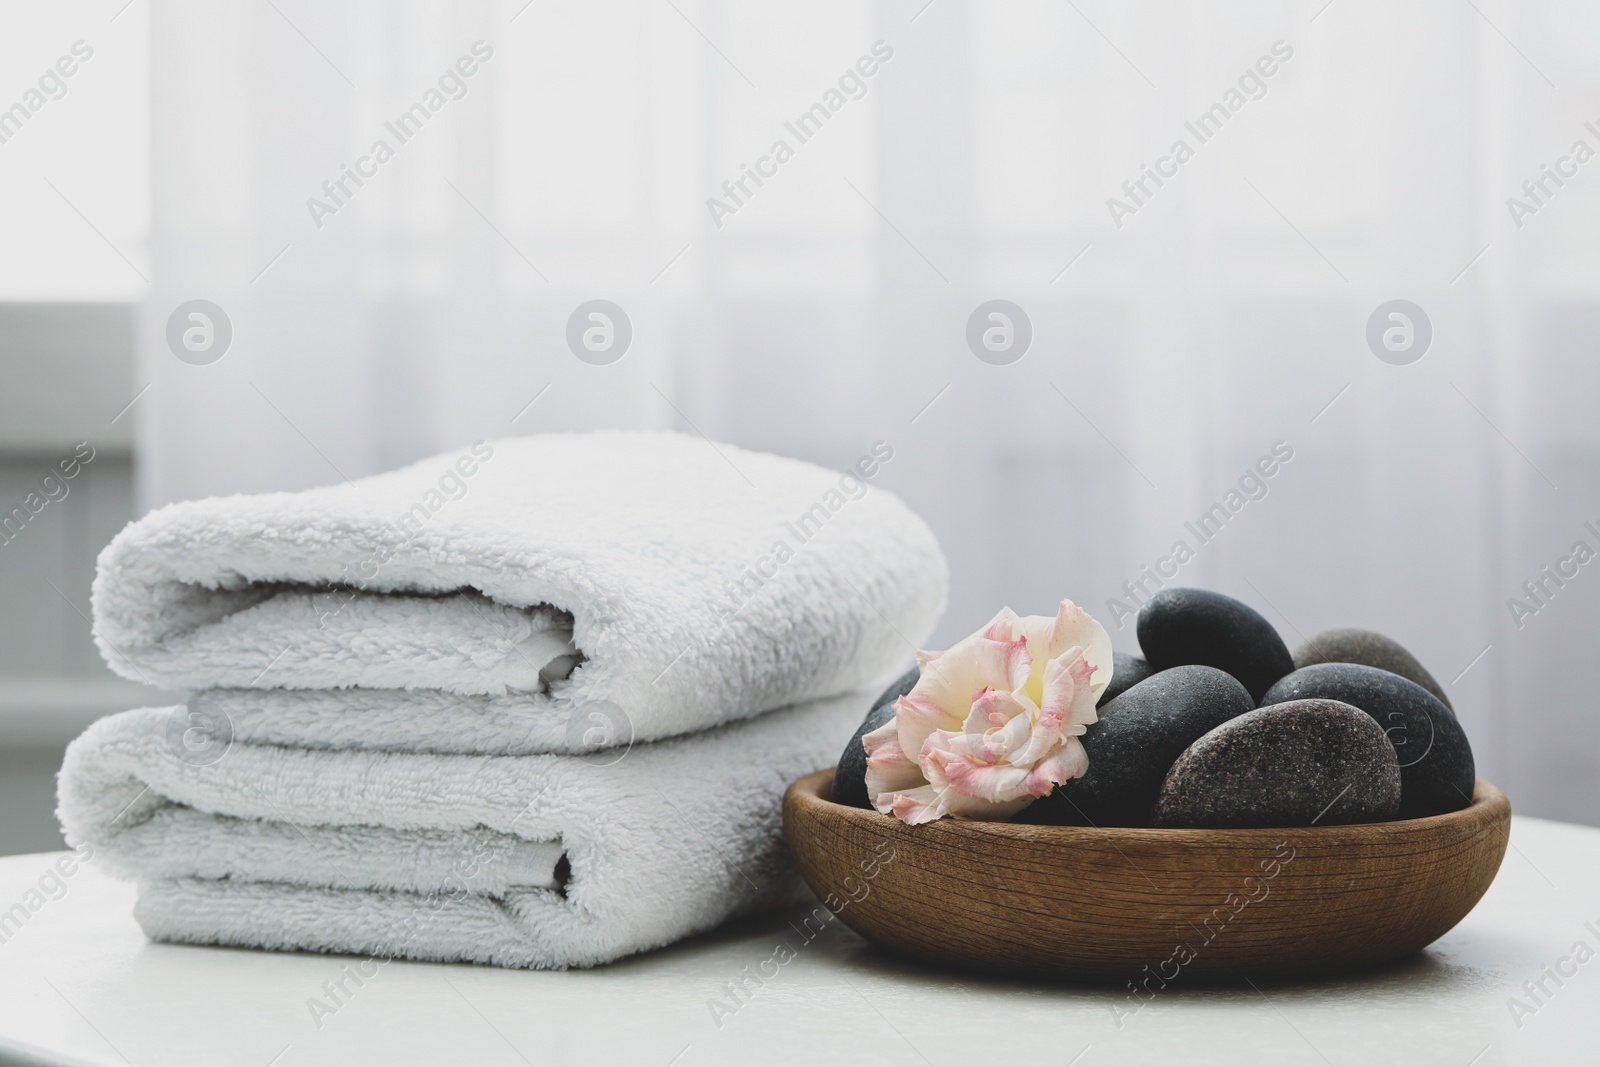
[783,768,1510,982]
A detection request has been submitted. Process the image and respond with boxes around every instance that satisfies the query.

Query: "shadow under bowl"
[782,769,1509,983]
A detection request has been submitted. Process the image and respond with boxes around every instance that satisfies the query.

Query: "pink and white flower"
[862,600,1113,824]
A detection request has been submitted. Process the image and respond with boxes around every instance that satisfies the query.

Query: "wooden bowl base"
[783,769,1510,983]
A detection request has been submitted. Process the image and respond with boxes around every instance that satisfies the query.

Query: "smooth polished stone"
[1136,587,1294,702]
[1292,627,1452,709]
[1262,663,1475,818]
[1152,698,1402,828]
[1016,665,1254,827]
[1097,651,1153,708]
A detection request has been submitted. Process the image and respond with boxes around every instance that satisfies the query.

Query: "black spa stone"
[1291,627,1452,710]
[831,666,920,809]
[1098,651,1153,707]
[1016,665,1255,827]
[872,665,921,711]
[1261,662,1475,819]
[1152,699,1402,828]
[1136,588,1294,703]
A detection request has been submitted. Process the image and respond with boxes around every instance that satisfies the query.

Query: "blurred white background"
[3,0,1599,852]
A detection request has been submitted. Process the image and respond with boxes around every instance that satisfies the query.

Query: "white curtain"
[139,0,1600,824]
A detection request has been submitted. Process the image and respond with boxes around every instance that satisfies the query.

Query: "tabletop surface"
[0,815,1596,1067]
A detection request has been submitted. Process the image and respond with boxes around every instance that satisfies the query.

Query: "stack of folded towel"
[57,431,946,968]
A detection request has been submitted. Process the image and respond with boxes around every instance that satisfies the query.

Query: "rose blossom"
[862,599,1113,824]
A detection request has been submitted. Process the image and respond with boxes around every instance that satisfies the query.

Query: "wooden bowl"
[783,769,1509,982]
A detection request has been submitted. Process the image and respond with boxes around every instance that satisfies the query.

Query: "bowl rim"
[788,768,1509,844]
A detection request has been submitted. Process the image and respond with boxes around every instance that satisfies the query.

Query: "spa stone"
[832,670,918,809]
[1152,698,1402,828]
[1136,587,1294,703]
[1262,663,1475,818]
[1098,651,1153,707]
[1291,627,1452,710]
[871,665,921,711]
[1017,665,1254,827]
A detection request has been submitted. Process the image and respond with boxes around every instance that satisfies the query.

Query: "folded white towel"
[57,693,863,969]
[65,431,945,968]
[92,431,946,746]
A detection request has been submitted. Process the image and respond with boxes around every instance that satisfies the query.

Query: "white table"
[0,816,1596,1067]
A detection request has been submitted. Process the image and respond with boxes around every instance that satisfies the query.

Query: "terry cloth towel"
[58,692,864,969]
[91,431,947,749]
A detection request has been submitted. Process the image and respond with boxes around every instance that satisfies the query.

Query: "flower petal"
[885,785,947,824]
[940,790,1035,821]
[895,632,1031,758]
[1038,647,1100,734]
[1018,600,1115,703]
[1007,706,1065,768]
[932,752,1034,802]
[960,687,1030,735]
[923,729,1035,801]
[862,718,925,803]
[1023,737,1089,797]
[978,607,1022,642]
[872,599,1112,825]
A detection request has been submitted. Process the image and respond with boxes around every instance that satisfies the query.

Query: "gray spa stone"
[1136,587,1294,702]
[1016,665,1255,827]
[1291,627,1452,710]
[1152,699,1402,829]
[1098,651,1154,708]
[832,666,921,809]
[1262,663,1475,819]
